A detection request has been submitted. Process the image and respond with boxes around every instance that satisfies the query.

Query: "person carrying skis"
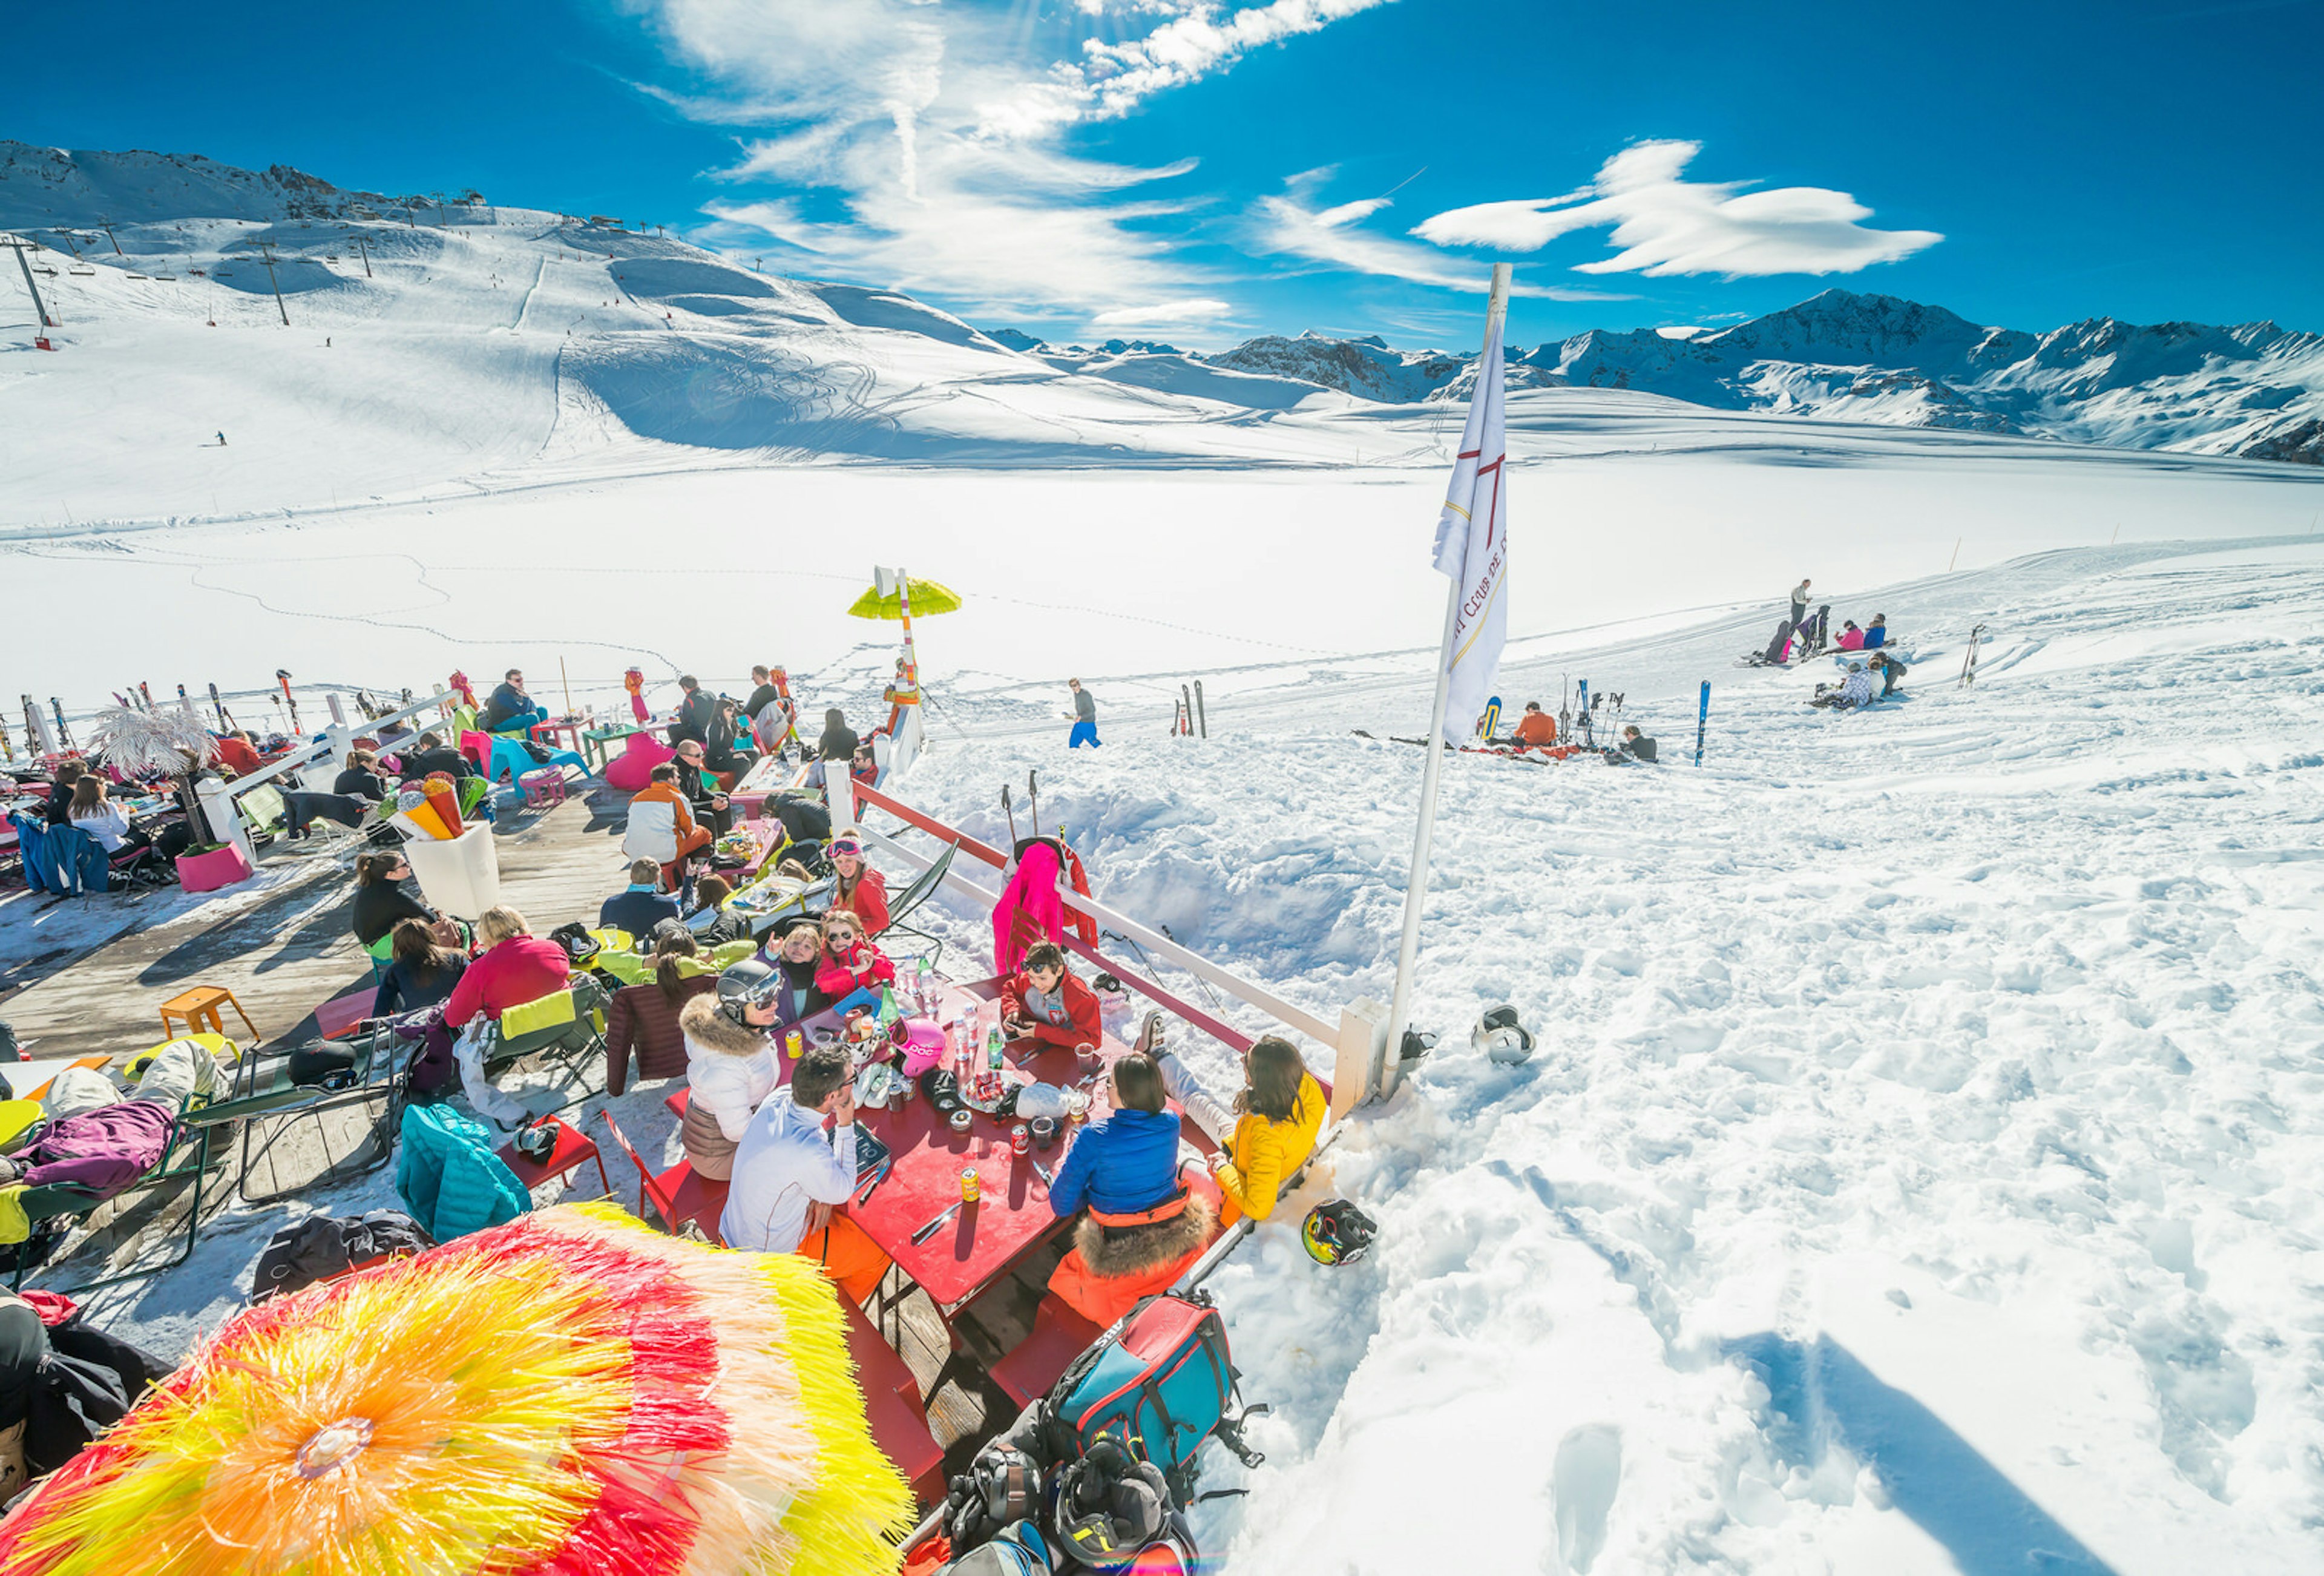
[1512,702,1558,747]
[1067,678,1100,748]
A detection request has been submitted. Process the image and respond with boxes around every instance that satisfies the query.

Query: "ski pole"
[1695,680,1710,767]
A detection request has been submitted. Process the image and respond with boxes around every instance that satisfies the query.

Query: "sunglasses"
[827,929,858,943]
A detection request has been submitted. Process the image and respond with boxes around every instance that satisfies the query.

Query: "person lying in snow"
[1811,663,1877,710]
[1046,1049,1216,1325]
[1155,1029,1326,1226]
[1871,650,1908,697]
[1000,942,1102,1054]
[1606,725,1659,763]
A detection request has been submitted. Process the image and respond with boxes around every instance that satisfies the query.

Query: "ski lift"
[68,265,94,277]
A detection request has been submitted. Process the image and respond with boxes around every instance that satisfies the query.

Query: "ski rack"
[844,778,1382,1119]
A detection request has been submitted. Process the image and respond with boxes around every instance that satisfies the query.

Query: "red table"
[660,974,1213,1317]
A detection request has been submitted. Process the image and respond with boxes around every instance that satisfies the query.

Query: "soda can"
[1011,1123,1032,1157]
[960,1168,980,1204]
[785,1028,804,1060]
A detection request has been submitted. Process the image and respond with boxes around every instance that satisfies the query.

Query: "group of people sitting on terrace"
[347,772,1326,1328]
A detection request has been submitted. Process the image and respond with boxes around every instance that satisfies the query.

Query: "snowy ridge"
[1005,291,2324,462]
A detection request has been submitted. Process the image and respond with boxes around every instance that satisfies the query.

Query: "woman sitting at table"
[1155,1032,1326,1226]
[605,930,716,1097]
[1046,1052,1218,1325]
[1001,942,1101,1053]
[42,761,85,826]
[67,777,151,858]
[373,918,468,1018]
[763,917,839,1026]
[827,835,889,935]
[440,906,570,1031]
[677,960,783,1180]
[813,908,894,1016]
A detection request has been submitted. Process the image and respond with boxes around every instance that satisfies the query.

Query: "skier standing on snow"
[1790,578,1811,629]
[1066,678,1100,749]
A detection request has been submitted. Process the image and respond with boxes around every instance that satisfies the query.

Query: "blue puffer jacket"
[1048,1107,1183,1218]
[395,1104,530,1241]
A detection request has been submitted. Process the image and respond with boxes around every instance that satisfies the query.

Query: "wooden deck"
[1,785,1031,1469]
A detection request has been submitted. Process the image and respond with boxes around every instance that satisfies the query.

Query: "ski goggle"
[829,838,862,856]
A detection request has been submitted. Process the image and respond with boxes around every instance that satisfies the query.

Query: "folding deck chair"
[872,839,960,969]
[191,993,411,1204]
[473,974,614,1120]
[7,1089,218,1294]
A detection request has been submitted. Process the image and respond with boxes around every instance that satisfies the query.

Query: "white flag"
[1430,315,1510,743]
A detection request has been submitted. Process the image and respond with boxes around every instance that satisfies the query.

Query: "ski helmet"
[1052,1439,1170,1569]
[1302,1199,1378,1266]
[717,959,783,1023]
[1472,1003,1535,1065]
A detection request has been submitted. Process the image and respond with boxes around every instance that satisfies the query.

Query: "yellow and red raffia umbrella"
[0,1204,913,1576]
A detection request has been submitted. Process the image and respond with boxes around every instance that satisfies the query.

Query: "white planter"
[402,822,502,921]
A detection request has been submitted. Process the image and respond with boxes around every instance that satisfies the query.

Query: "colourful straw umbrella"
[846,571,960,703]
[0,1204,913,1576]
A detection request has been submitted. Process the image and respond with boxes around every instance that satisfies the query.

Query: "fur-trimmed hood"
[678,993,769,1058]
[1074,1191,1217,1280]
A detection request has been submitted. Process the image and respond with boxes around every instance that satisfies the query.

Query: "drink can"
[1011,1124,1032,1157]
[960,1167,980,1203]
[785,1028,803,1060]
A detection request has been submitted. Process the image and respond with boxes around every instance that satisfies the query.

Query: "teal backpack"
[1041,1290,1265,1499]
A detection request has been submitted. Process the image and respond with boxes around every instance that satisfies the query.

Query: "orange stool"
[159,986,261,1046]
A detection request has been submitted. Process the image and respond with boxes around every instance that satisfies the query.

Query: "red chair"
[991,1293,1101,1409]
[597,1109,728,1242]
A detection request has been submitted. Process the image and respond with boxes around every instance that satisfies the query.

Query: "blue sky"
[16,0,2322,347]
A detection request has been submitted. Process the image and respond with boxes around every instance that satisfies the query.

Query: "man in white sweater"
[720,1043,891,1301]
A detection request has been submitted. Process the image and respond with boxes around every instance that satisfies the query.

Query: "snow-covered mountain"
[1042,292,2323,463]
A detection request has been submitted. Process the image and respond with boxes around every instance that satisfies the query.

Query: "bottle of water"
[914,956,933,1015]
[986,1025,1005,1075]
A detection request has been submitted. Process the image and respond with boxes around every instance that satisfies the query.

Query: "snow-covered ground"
[10,146,2324,1576]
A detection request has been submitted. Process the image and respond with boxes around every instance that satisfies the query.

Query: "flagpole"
[1382,262,1510,1103]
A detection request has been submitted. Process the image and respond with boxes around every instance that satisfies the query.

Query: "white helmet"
[1472,1004,1535,1065]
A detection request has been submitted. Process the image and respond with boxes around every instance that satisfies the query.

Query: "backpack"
[1042,1290,1264,1499]
[941,1522,1055,1575]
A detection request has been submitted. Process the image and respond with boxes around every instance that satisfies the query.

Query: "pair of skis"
[1172,681,1207,738]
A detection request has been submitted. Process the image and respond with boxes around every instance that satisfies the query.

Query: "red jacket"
[835,865,890,935]
[442,935,571,1028]
[815,939,895,998]
[1002,970,1103,1050]
[213,736,262,777]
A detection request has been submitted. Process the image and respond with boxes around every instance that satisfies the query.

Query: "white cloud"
[1091,298,1238,326]
[1411,140,1942,278]
[624,0,1396,326]
[1251,189,1633,302]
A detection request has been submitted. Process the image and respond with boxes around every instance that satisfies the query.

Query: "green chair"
[474,974,613,1120]
[189,1005,412,1205]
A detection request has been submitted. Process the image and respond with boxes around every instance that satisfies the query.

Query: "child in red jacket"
[813,907,894,1015]
[1001,942,1102,1053]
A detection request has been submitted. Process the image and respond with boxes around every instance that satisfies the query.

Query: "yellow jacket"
[1214,1072,1326,1224]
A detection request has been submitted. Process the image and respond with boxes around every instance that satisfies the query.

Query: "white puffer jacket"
[679,994,777,1141]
